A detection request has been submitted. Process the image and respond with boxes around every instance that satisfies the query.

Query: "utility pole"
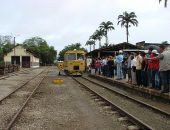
[14,37,16,65]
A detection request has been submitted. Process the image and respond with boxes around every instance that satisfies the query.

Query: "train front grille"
[73,66,79,70]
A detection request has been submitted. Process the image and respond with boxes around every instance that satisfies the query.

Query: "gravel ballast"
[12,67,126,130]
[76,77,170,130]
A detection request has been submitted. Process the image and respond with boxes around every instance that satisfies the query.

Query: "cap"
[152,50,158,54]
[119,50,123,53]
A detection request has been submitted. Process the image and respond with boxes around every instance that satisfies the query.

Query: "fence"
[0,65,20,75]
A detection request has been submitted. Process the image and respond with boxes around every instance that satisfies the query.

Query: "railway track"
[73,76,170,130]
[0,68,37,80]
[0,67,49,130]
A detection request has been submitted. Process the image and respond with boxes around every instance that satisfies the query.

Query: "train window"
[77,53,84,60]
[68,54,76,60]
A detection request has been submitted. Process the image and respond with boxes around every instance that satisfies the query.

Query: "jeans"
[141,70,148,87]
[160,70,170,92]
[117,63,123,79]
[154,70,161,89]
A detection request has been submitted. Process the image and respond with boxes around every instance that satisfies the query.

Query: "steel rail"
[82,76,170,118]
[0,68,46,103]
[5,69,49,130]
[73,77,154,130]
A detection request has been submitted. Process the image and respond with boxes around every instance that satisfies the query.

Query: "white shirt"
[131,58,136,68]
[102,59,107,66]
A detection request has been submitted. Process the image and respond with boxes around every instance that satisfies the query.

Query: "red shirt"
[149,54,159,70]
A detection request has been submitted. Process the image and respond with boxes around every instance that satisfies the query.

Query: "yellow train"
[64,49,86,76]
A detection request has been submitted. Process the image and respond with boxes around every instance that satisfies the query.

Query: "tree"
[58,43,87,61]
[3,42,14,55]
[118,11,138,44]
[159,0,168,7]
[85,40,95,52]
[23,37,57,65]
[99,21,114,46]
[94,29,104,48]
[0,35,13,64]
[89,34,97,50]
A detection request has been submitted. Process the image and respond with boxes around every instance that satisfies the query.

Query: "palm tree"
[85,40,95,52]
[99,21,114,46]
[159,0,168,7]
[118,11,138,44]
[89,34,97,50]
[94,29,104,48]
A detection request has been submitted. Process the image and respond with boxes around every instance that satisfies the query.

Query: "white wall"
[4,45,40,67]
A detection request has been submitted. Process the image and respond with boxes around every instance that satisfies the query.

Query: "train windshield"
[67,54,76,60]
[77,53,84,60]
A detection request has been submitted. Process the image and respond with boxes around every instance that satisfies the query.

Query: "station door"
[22,56,30,68]
[11,56,20,65]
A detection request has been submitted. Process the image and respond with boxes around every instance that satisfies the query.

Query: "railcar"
[64,49,86,76]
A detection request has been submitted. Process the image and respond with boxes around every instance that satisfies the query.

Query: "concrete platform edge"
[89,74,170,102]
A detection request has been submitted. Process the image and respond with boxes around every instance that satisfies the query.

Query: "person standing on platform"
[147,48,153,87]
[107,56,114,78]
[116,50,124,80]
[141,52,148,87]
[150,50,161,89]
[148,45,170,93]
[136,52,143,86]
[131,55,137,85]
[127,53,132,83]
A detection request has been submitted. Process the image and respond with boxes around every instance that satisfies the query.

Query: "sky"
[0,0,169,52]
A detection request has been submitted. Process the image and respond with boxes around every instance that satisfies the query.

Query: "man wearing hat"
[150,50,161,89]
[148,45,170,93]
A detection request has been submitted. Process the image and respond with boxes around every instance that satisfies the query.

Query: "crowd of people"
[89,44,170,93]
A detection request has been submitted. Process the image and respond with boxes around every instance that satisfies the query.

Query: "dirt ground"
[12,67,126,130]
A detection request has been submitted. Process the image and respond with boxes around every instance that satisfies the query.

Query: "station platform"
[88,74,170,102]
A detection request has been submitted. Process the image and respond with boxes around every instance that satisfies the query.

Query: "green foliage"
[0,35,13,63]
[118,11,138,29]
[3,43,14,55]
[99,21,114,46]
[58,43,87,61]
[85,40,95,46]
[23,37,57,65]
[118,11,138,43]
[85,40,95,52]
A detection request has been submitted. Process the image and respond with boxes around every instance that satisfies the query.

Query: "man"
[148,45,170,93]
[136,52,143,86]
[116,50,123,80]
[147,48,153,87]
[101,57,107,76]
[127,52,132,83]
[107,56,114,78]
[150,50,160,89]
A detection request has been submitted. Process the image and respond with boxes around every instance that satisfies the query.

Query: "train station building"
[87,42,140,58]
[3,45,40,68]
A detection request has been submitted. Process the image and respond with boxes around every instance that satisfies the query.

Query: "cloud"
[0,0,169,52]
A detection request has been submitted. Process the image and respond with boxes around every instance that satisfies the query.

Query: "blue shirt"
[116,54,123,64]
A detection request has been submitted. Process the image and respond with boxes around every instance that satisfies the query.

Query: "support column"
[97,51,100,58]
